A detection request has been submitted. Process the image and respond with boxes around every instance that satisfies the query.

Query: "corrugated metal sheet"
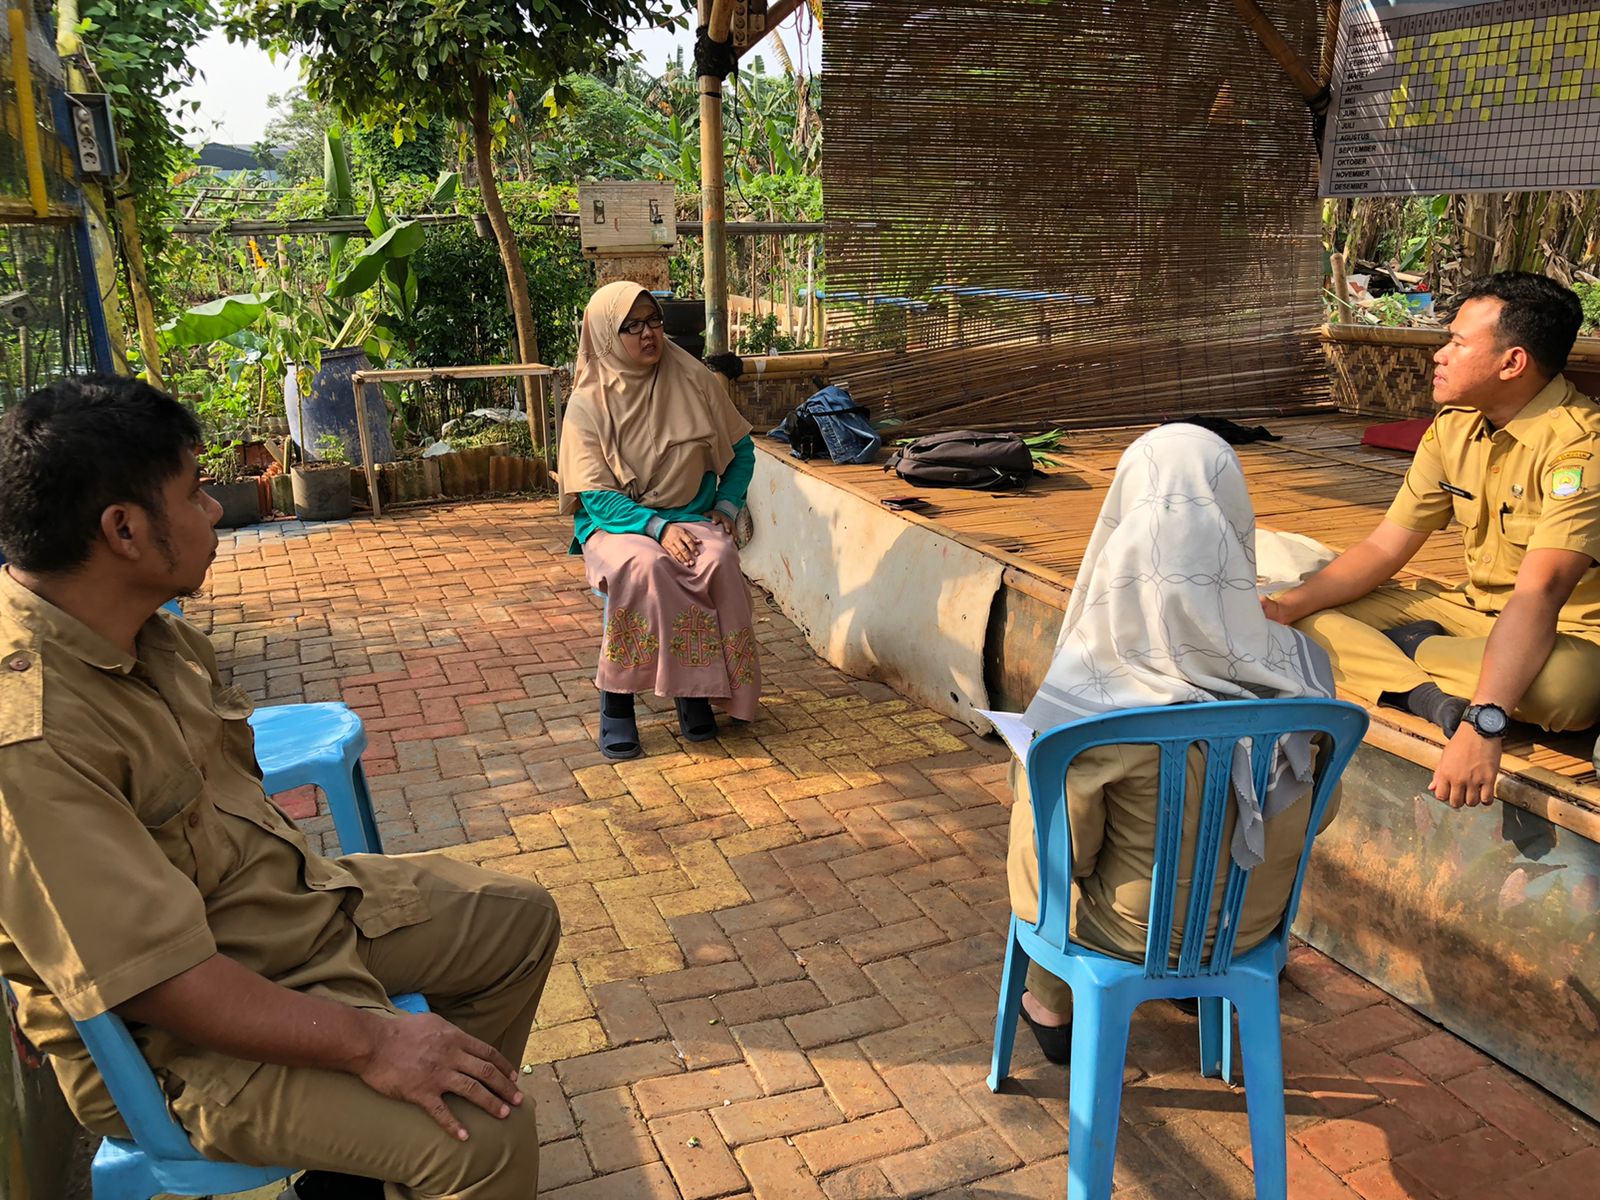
[822,0,1330,431]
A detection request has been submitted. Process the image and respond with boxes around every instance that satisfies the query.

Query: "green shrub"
[315,432,350,464]
[1576,281,1600,334]
[396,184,593,370]
[737,312,802,355]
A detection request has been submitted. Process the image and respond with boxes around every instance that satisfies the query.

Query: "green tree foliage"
[351,122,446,182]
[224,1,672,136]
[256,88,330,184]
[78,0,213,296]
[398,185,593,370]
[517,74,654,181]
[225,0,677,420]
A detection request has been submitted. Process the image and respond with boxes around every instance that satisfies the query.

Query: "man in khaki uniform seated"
[0,377,560,1199]
[1265,272,1597,810]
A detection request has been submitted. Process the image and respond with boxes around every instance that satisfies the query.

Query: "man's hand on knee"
[355,1011,524,1141]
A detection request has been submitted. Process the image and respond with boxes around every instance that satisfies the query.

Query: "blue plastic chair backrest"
[1023,698,1368,979]
[72,1008,208,1160]
[5,978,197,1159]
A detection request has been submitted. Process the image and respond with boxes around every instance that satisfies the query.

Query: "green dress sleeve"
[713,436,756,520]
[576,490,669,546]
[572,485,718,552]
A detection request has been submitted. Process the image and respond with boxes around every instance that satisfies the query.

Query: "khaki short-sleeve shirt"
[0,572,426,1126]
[1386,375,1600,632]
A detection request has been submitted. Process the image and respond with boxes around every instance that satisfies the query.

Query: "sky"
[175,13,821,147]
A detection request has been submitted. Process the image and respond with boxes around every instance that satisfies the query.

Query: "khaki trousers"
[177,857,560,1200]
[1294,580,1600,733]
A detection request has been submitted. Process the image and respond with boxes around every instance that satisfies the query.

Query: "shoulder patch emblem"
[1549,449,1593,468]
[1549,465,1585,499]
[1424,424,1437,443]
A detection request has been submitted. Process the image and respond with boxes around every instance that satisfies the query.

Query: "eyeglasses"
[619,315,665,335]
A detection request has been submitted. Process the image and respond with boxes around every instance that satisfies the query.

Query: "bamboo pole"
[700,0,738,357]
[56,0,129,373]
[1330,251,1352,323]
[114,195,165,390]
[1230,0,1323,100]
[8,6,48,218]
[1318,0,1344,86]
[758,0,806,45]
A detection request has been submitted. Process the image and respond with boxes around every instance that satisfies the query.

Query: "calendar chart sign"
[1321,0,1600,196]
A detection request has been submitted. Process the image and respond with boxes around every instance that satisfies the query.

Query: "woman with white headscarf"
[1006,424,1339,1062]
[559,282,760,760]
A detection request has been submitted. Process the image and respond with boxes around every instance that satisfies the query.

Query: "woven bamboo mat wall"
[821,0,1330,432]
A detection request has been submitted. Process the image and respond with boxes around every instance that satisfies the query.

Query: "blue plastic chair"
[249,702,384,855]
[159,599,381,855]
[156,602,380,857]
[78,992,429,1200]
[987,698,1369,1200]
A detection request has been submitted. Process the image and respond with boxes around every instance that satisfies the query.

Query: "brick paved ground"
[200,500,1599,1200]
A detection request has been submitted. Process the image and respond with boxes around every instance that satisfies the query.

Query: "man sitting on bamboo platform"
[1263,272,1596,810]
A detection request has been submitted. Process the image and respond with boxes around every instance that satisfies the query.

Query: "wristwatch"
[1462,703,1509,738]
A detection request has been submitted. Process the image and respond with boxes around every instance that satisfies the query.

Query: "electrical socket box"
[0,291,42,328]
[66,93,120,179]
[732,0,769,50]
[577,182,677,254]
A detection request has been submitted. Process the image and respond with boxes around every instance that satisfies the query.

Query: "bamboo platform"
[760,412,1600,831]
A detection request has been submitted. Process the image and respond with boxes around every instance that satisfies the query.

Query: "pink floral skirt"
[582,525,761,722]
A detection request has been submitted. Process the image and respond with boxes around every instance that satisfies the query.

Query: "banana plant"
[162,159,454,365]
[324,128,356,284]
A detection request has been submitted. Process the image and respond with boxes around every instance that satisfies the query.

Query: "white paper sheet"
[976,709,1034,763]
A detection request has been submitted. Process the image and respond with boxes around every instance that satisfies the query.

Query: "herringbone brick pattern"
[202,501,1599,1199]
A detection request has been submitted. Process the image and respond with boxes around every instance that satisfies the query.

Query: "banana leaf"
[365,176,391,238]
[158,292,278,349]
[328,220,425,299]
[428,170,460,208]
[325,129,355,280]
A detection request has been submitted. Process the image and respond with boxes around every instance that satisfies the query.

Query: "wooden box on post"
[577,182,677,254]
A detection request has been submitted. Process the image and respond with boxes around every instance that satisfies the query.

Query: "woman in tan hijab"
[558,282,759,760]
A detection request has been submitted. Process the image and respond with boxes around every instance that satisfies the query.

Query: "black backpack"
[884,430,1038,490]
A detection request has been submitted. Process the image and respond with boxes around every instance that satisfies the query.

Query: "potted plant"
[198,442,261,529]
[291,433,354,521]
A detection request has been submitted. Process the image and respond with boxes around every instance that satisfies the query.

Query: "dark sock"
[1382,619,1448,661]
[1397,682,1469,736]
[294,1172,385,1200]
[677,697,714,727]
[601,691,635,719]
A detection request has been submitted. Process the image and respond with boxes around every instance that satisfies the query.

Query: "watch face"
[1475,706,1509,735]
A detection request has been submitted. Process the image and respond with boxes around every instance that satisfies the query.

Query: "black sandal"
[599,692,642,760]
[675,697,718,741]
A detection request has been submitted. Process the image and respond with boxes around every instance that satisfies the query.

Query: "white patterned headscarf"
[1022,423,1336,868]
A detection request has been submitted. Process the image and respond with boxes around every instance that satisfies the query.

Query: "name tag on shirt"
[1439,480,1475,500]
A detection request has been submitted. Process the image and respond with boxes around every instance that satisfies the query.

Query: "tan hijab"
[558,282,752,516]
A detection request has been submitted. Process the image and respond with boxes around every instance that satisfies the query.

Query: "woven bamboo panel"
[1324,336,1439,419]
[821,0,1329,432]
[1324,328,1600,420]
